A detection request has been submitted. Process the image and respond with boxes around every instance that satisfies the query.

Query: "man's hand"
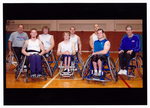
[127,50,133,55]
[45,50,49,54]
[119,50,124,54]
[9,51,12,56]
[92,52,96,56]
[79,50,82,55]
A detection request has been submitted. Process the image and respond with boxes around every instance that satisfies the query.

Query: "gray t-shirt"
[9,31,29,47]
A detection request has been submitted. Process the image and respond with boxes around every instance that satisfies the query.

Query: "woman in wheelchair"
[57,32,76,74]
[21,28,45,78]
[118,25,141,75]
[92,28,110,78]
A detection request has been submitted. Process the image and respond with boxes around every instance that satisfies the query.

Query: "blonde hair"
[62,32,70,37]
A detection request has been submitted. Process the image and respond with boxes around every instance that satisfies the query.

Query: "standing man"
[57,32,76,73]
[118,25,141,75]
[38,26,54,54]
[89,24,107,51]
[69,26,82,55]
[8,24,29,66]
[92,29,110,77]
[22,28,45,77]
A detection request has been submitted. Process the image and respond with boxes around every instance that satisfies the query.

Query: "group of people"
[8,23,141,78]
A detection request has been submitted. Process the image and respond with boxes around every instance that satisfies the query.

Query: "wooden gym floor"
[6,51,143,88]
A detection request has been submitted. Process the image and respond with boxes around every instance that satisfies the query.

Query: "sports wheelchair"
[82,54,118,86]
[15,55,53,82]
[74,52,84,71]
[115,53,143,79]
[52,55,82,79]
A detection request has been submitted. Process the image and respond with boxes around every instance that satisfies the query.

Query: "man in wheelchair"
[91,29,110,78]
[38,26,55,57]
[57,32,76,74]
[21,28,45,78]
[118,25,141,75]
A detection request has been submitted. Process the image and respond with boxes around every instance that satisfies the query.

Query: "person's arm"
[39,40,45,56]
[57,43,63,56]
[89,35,94,50]
[46,36,55,53]
[119,38,124,54]
[37,35,40,39]
[21,40,30,56]
[72,42,76,55]
[8,41,12,55]
[92,41,110,55]
[132,36,141,52]
[77,36,82,54]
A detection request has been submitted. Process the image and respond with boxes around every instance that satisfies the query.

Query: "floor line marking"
[119,75,131,88]
[42,73,59,88]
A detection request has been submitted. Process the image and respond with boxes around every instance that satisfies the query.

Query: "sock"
[94,70,97,75]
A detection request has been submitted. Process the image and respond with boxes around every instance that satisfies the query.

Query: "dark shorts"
[92,54,107,62]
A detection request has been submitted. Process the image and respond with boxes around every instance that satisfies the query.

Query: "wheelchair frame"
[115,53,143,79]
[82,55,118,86]
[52,55,82,79]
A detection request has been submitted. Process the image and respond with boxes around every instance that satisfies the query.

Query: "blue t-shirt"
[119,34,141,52]
[94,39,109,57]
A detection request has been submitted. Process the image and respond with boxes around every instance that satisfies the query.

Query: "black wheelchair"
[115,53,143,79]
[82,54,118,86]
[15,55,53,82]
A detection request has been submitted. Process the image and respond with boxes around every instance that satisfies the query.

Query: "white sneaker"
[93,71,98,76]
[122,70,127,75]
[97,71,103,76]
[118,69,124,75]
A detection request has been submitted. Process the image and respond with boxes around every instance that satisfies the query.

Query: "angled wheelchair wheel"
[115,58,119,72]
[77,53,84,70]
[82,55,92,80]
[108,57,118,82]
[6,54,18,72]
[135,55,143,79]
[15,56,26,80]
[6,55,12,72]
[51,52,56,63]
[42,55,52,77]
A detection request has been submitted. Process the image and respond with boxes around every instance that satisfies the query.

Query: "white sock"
[94,70,97,75]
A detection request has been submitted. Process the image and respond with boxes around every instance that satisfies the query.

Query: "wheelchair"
[6,53,18,72]
[115,53,143,79]
[15,55,53,82]
[52,55,82,79]
[82,54,118,86]
[44,51,56,71]
[74,52,84,72]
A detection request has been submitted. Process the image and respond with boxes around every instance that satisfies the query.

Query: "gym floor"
[5,51,143,88]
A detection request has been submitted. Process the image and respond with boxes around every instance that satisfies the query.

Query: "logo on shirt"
[132,40,135,42]
[16,36,25,41]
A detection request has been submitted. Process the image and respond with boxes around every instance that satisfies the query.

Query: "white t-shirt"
[27,39,40,54]
[60,41,73,54]
[92,33,98,45]
[39,34,53,50]
[70,34,78,52]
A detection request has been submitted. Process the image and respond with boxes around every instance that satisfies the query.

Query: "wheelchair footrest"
[60,72,74,77]
[120,74,139,78]
[87,78,110,82]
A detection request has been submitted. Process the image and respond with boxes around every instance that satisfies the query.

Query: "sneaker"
[31,74,36,78]
[67,69,72,74]
[37,74,42,78]
[118,69,124,75]
[97,71,103,76]
[122,70,127,75]
[63,69,67,72]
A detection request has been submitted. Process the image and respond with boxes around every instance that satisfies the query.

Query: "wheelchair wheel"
[6,54,17,72]
[15,56,26,80]
[6,55,12,72]
[135,55,143,78]
[108,57,118,82]
[82,55,92,80]
[77,53,84,70]
[42,55,52,77]
[51,52,56,63]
